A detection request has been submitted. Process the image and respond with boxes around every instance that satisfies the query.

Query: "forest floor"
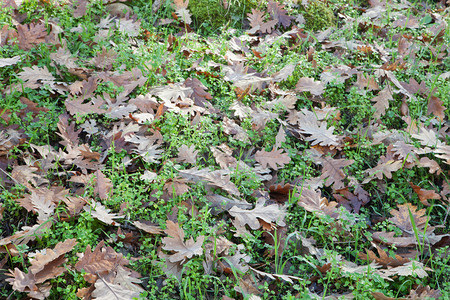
[0,0,450,299]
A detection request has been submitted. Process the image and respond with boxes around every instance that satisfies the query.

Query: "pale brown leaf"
[295,77,325,96]
[229,199,286,230]
[362,160,402,183]
[176,144,198,164]
[134,221,162,234]
[75,241,129,275]
[297,187,339,218]
[84,201,124,226]
[161,220,205,263]
[319,157,354,190]
[371,86,393,118]
[16,22,47,50]
[388,203,429,234]
[94,170,112,200]
[427,95,445,121]
[254,148,290,170]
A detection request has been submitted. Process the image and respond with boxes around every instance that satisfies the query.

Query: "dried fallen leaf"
[295,77,325,96]
[229,199,286,230]
[161,220,205,263]
[134,221,162,234]
[409,183,441,206]
[84,201,124,226]
[254,148,291,170]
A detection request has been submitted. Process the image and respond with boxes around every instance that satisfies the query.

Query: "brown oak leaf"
[358,245,409,268]
[362,160,402,184]
[297,187,339,218]
[75,241,129,276]
[409,183,441,206]
[16,22,47,50]
[254,148,291,170]
[388,203,429,234]
[247,9,277,34]
[229,199,286,230]
[371,86,393,118]
[134,221,162,235]
[295,77,325,96]
[176,144,198,164]
[427,95,445,121]
[94,170,112,200]
[161,220,205,263]
[319,157,354,190]
[84,201,123,226]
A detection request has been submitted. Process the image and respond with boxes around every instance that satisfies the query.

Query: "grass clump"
[189,0,258,30]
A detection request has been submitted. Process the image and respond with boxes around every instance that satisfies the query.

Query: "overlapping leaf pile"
[0,0,449,298]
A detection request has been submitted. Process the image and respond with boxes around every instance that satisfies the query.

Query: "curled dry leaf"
[6,239,77,299]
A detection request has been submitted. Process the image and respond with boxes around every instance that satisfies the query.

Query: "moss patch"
[301,0,336,31]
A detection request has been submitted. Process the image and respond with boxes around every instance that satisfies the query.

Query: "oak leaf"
[411,126,441,147]
[417,157,441,175]
[94,170,112,200]
[388,203,429,234]
[17,66,55,90]
[16,187,67,223]
[206,194,252,215]
[6,239,77,299]
[65,96,106,116]
[57,114,81,148]
[409,183,440,206]
[247,9,277,34]
[179,167,241,196]
[0,55,21,67]
[297,187,339,218]
[362,160,402,184]
[427,95,445,121]
[161,220,205,263]
[267,0,293,28]
[229,199,286,230]
[176,144,198,164]
[319,157,354,190]
[371,86,393,118]
[91,277,141,300]
[295,77,325,96]
[16,22,47,50]
[297,110,339,147]
[358,245,409,268]
[254,148,290,170]
[183,77,212,107]
[84,201,124,226]
[75,241,129,276]
[134,221,162,235]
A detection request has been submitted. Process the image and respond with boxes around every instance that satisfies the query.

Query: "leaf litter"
[0,0,449,299]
